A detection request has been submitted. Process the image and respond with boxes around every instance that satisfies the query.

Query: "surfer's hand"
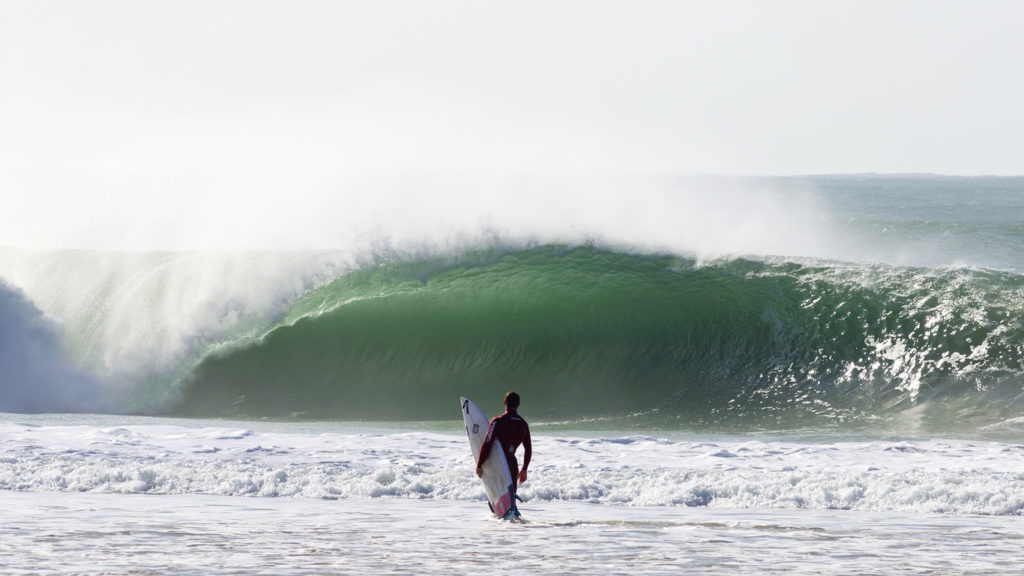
[476,466,483,478]
[518,470,528,484]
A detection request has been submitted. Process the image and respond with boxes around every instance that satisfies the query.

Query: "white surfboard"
[461,397,517,518]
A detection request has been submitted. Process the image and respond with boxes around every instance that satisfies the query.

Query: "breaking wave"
[171,245,1024,433]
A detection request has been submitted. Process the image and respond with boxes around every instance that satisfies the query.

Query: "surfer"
[476,391,531,493]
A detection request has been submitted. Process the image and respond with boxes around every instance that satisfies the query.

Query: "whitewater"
[3,175,1024,574]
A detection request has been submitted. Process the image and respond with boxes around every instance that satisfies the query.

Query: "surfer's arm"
[476,419,497,470]
[519,424,531,482]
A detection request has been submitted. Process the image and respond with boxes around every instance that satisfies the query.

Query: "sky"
[2,0,1023,250]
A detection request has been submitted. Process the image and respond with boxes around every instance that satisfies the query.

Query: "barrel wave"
[174,245,1024,432]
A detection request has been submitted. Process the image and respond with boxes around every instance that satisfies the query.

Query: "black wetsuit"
[477,408,531,491]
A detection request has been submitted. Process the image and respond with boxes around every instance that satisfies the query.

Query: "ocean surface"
[2,175,1024,574]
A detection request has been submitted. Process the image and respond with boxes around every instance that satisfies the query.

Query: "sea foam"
[2,417,1021,516]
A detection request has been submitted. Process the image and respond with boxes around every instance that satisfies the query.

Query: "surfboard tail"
[494,487,514,518]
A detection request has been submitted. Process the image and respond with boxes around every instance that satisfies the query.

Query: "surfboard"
[461,397,518,519]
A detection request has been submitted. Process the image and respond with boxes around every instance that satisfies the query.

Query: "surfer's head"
[504,391,520,410]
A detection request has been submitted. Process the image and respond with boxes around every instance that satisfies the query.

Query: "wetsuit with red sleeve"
[476,408,531,492]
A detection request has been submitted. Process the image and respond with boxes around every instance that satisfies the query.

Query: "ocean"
[2,175,1024,574]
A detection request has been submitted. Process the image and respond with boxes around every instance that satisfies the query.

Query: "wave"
[0,280,111,413]
[172,245,1024,433]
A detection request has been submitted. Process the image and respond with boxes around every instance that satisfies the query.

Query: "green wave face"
[173,246,1024,432]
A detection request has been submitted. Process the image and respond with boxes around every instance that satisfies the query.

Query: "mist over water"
[0,249,349,412]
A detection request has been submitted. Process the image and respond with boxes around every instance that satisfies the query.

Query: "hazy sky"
[2,0,1023,249]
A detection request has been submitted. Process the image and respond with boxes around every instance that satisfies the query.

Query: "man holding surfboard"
[476,391,531,494]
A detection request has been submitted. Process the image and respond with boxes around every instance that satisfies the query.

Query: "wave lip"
[173,245,1024,434]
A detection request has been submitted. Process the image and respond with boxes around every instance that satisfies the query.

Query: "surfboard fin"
[500,507,522,521]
